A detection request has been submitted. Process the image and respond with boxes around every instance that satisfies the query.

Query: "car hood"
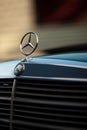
[0,52,87,79]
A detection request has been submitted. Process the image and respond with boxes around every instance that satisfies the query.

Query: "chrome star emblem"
[20,32,38,58]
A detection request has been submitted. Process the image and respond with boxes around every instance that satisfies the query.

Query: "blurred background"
[0,0,87,61]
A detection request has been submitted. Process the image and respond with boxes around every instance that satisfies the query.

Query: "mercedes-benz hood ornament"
[20,32,38,60]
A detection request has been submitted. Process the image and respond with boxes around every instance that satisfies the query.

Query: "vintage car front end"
[0,32,87,130]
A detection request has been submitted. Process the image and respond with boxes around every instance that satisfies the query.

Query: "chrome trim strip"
[10,79,16,130]
[18,76,87,82]
[51,63,87,69]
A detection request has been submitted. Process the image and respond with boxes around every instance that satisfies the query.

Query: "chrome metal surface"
[20,32,38,58]
[14,63,25,76]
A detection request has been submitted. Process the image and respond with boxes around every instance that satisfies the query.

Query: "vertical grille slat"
[13,79,87,130]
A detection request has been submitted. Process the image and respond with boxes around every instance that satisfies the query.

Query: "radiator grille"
[13,79,87,130]
[0,78,87,130]
[0,79,13,130]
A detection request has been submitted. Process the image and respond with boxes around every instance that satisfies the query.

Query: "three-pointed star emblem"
[20,32,38,57]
